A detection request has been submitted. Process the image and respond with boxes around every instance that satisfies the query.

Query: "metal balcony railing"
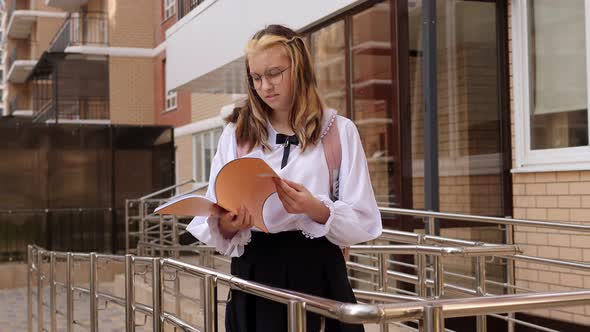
[177,0,204,20]
[32,97,109,123]
[49,12,108,53]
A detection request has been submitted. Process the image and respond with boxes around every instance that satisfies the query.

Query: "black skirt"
[225,231,364,332]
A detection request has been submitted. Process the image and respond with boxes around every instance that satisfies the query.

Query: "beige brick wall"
[32,17,66,59]
[190,93,235,122]
[513,172,590,325]
[109,57,154,125]
[175,135,194,193]
[107,0,155,48]
[508,0,590,326]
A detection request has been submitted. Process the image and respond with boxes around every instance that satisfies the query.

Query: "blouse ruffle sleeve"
[186,123,253,257]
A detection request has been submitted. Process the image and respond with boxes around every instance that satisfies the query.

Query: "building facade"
[164,0,590,329]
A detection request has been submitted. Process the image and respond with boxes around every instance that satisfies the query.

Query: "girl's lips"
[266,94,279,101]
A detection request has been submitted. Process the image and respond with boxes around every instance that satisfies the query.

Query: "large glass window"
[308,2,399,208]
[311,21,347,116]
[528,0,588,150]
[514,0,590,170]
[193,128,222,185]
[409,0,504,216]
[351,2,396,206]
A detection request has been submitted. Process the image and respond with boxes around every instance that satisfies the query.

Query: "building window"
[163,0,176,20]
[513,0,590,171]
[193,128,222,185]
[166,91,177,111]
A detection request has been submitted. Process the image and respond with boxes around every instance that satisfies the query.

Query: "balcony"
[45,0,88,12]
[6,46,36,83]
[6,0,68,39]
[10,96,32,116]
[165,0,359,92]
[33,98,109,123]
[49,12,108,53]
[177,0,204,20]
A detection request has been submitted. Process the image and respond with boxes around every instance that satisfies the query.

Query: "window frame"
[192,128,222,187]
[512,0,590,172]
[165,90,177,112]
[163,0,176,21]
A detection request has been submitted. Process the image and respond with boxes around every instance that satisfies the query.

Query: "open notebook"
[154,158,279,233]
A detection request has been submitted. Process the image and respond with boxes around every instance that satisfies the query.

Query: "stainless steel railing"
[27,243,590,332]
[119,183,590,331]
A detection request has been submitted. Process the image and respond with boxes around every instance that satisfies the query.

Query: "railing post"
[434,256,444,299]
[505,223,516,332]
[378,253,388,292]
[202,274,217,332]
[424,304,444,332]
[159,214,165,257]
[125,199,130,254]
[152,258,162,332]
[138,201,145,256]
[475,256,487,332]
[89,253,98,332]
[172,216,180,259]
[288,300,307,332]
[417,236,428,298]
[49,252,57,332]
[378,253,389,332]
[66,253,73,332]
[37,250,43,332]
[125,254,136,332]
[27,246,33,332]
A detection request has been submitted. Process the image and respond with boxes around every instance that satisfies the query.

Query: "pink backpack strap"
[321,110,341,201]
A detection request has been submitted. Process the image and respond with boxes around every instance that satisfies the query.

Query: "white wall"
[165,0,366,92]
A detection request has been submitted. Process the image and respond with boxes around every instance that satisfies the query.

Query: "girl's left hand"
[272,178,330,224]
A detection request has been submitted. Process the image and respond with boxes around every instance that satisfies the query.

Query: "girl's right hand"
[211,204,253,239]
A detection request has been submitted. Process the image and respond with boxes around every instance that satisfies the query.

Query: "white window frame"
[165,90,177,112]
[163,0,176,21]
[512,0,590,173]
[192,128,222,188]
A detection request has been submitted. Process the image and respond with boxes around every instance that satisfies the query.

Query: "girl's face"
[248,45,293,115]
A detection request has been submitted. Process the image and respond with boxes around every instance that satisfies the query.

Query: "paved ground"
[0,286,142,332]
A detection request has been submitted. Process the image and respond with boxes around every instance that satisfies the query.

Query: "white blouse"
[186,109,383,257]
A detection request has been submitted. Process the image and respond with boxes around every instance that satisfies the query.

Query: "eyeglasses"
[248,66,290,90]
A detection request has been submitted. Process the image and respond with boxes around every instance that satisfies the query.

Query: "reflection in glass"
[409,0,503,216]
[311,21,347,116]
[351,2,396,207]
[528,0,589,149]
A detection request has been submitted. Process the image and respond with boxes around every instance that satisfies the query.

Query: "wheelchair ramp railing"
[26,241,590,332]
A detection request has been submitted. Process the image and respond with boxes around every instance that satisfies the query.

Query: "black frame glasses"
[248,66,291,90]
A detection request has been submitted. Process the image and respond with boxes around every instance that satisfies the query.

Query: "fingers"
[282,178,305,191]
[273,178,298,201]
[210,204,227,217]
[219,205,255,233]
[275,181,297,209]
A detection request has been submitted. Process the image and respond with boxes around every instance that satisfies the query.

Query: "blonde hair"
[230,25,324,153]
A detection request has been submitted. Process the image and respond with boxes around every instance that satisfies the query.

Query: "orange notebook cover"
[154,158,278,233]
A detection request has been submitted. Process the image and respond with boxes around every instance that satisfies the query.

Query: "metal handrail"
[380,206,590,233]
[27,244,590,332]
[138,178,195,200]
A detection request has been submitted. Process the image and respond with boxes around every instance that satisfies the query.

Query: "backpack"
[236,109,341,201]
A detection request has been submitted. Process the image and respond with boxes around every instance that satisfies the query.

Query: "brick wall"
[175,134,193,193]
[190,93,235,122]
[108,0,155,48]
[32,17,66,59]
[109,57,154,125]
[507,0,590,326]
